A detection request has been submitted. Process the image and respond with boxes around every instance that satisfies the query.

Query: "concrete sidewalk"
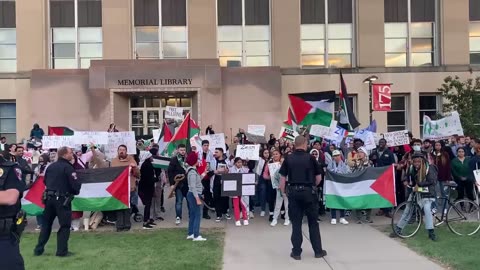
[222,216,445,270]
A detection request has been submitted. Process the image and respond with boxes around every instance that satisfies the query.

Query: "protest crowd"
[7,114,479,245]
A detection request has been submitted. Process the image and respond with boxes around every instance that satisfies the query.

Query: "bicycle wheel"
[391,201,422,238]
[446,199,480,236]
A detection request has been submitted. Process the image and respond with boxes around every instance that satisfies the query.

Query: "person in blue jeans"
[391,153,438,241]
[167,144,189,225]
[185,152,207,241]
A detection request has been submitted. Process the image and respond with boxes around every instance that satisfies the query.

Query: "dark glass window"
[328,0,352,23]
[245,0,269,25]
[78,0,102,27]
[384,0,408,23]
[162,0,186,26]
[50,0,75,27]
[470,0,480,21]
[134,0,159,26]
[218,0,242,26]
[301,0,325,24]
[0,0,15,28]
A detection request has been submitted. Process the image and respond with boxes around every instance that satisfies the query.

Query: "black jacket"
[139,159,155,195]
[370,148,395,167]
[17,156,34,183]
[44,158,81,195]
[407,164,437,198]
[167,154,188,194]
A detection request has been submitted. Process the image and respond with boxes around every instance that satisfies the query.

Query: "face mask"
[413,145,421,152]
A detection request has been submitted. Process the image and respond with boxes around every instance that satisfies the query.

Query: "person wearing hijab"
[139,149,157,229]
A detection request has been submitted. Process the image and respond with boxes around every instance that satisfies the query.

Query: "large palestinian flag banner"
[288,91,335,127]
[324,165,396,210]
[22,166,131,215]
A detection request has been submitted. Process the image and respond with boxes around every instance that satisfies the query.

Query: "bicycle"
[391,181,480,238]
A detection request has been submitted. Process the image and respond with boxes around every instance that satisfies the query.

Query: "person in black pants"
[138,150,157,229]
[34,147,81,257]
[279,136,326,261]
[212,148,231,222]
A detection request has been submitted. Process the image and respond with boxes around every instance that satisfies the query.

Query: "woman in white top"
[270,149,290,227]
[230,157,249,226]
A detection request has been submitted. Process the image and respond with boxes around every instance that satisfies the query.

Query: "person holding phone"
[185,152,207,241]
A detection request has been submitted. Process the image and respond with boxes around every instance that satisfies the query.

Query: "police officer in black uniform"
[0,153,27,270]
[34,146,81,257]
[279,135,327,260]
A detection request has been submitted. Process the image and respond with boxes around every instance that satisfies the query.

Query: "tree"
[437,76,480,137]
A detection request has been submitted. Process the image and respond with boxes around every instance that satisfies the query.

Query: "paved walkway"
[222,215,445,270]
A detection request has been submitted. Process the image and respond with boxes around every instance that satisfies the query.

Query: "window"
[419,95,441,136]
[0,0,16,72]
[134,0,187,59]
[301,0,353,68]
[470,0,480,64]
[217,0,271,67]
[0,102,16,142]
[50,0,103,69]
[384,0,436,67]
[387,95,409,131]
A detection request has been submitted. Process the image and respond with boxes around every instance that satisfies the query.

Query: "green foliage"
[437,76,480,137]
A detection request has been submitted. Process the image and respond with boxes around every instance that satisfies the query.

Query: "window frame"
[48,0,103,69]
[387,94,410,132]
[215,0,272,67]
[300,0,356,68]
[0,101,16,142]
[0,0,17,73]
[419,94,441,136]
[384,0,438,67]
[132,0,189,60]
[469,21,480,64]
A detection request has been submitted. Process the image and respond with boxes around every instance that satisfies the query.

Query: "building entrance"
[129,95,192,137]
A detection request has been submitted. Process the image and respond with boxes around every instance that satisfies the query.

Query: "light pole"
[363,75,379,124]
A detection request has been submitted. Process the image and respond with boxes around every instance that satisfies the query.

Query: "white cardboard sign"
[42,136,76,149]
[73,131,109,145]
[354,130,376,150]
[423,111,464,139]
[247,125,266,136]
[383,130,410,147]
[164,106,184,120]
[236,144,260,160]
[200,133,226,152]
[105,132,136,159]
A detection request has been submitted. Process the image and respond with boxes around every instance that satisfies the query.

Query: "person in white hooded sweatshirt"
[229,157,250,226]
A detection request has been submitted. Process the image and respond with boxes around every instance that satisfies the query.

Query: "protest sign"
[42,136,76,149]
[246,132,267,144]
[373,133,384,144]
[279,127,299,141]
[164,106,184,120]
[354,130,376,150]
[105,132,136,159]
[200,133,226,152]
[221,173,256,197]
[309,125,331,138]
[152,129,161,143]
[236,144,260,160]
[73,131,109,145]
[383,130,409,147]
[268,162,281,178]
[247,125,266,136]
[423,111,464,139]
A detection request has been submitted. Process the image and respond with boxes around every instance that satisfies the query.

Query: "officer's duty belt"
[45,190,69,197]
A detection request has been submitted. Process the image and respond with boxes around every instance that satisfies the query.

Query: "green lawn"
[388,225,480,270]
[20,229,225,270]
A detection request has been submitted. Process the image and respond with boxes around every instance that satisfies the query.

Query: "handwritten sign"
[164,106,184,120]
[354,130,376,150]
[73,131,109,145]
[279,127,299,141]
[236,144,260,161]
[152,129,161,143]
[105,132,136,159]
[246,132,267,144]
[200,133,226,152]
[268,162,281,178]
[42,136,76,149]
[383,130,410,147]
[423,111,464,139]
[247,125,266,136]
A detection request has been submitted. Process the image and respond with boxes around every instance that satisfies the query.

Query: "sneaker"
[315,250,328,258]
[290,252,301,260]
[270,219,278,227]
[235,221,242,227]
[175,217,181,225]
[225,214,232,220]
[283,219,290,226]
[142,223,154,230]
[193,236,207,241]
[148,220,157,226]
[260,211,266,217]
[160,206,166,213]
[249,211,255,219]
[186,234,194,240]
[35,225,41,231]
[330,219,337,225]
[215,217,221,223]
[428,230,437,241]
[243,220,249,226]
[339,218,349,225]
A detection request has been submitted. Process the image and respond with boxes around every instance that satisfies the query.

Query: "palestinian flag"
[48,126,74,136]
[283,107,298,131]
[324,165,396,210]
[338,72,360,130]
[158,120,173,154]
[72,166,131,211]
[163,113,200,156]
[288,91,335,127]
[22,167,131,215]
[22,176,46,216]
[152,156,170,169]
